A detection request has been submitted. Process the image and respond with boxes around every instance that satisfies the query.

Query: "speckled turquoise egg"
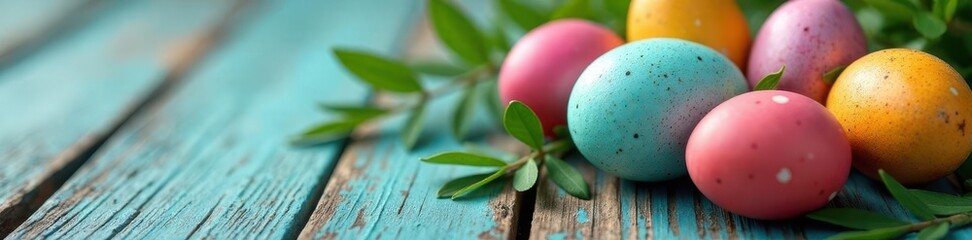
[567,38,749,181]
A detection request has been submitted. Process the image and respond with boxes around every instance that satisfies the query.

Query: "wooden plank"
[0,0,243,235]
[6,0,422,239]
[297,1,528,238]
[529,155,972,239]
[0,0,100,66]
[298,1,528,239]
[297,122,526,239]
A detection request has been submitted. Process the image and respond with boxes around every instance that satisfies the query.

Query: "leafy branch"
[292,0,629,150]
[807,170,972,240]
[422,100,591,200]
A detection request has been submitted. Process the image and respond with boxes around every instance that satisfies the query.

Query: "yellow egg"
[827,49,972,185]
[627,0,750,69]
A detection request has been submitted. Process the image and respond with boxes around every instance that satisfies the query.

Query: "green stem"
[898,212,972,234]
[380,65,496,117]
[505,138,575,171]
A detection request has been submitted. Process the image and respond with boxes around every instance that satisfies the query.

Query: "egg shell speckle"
[687,90,852,220]
[568,38,748,181]
[747,0,867,103]
[499,19,623,136]
[826,48,972,185]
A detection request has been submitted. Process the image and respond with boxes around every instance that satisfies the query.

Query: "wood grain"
[0,0,242,235]
[6,0,422,238]
[298,0,530,238]
[529,155,972,239]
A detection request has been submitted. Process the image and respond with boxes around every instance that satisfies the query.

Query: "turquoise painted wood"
[297,101,523,239]
[529,154,972,239]
[7,0,421,238]
[0,0,97,65]
[0,0,240,234]
[298,0,524,238]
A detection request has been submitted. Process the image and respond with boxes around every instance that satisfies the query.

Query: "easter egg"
[827,49,972,185]
[627,0,750,69]
[567,38,748,181]
[687,90,852,220]
[499,19,624,136]
[747,0,867,103]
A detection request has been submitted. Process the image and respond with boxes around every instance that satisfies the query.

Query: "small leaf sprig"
[753,65,786,91]
[421,100,592,200]
[806,170,972,240]
[292,0,630,150]
[292,0,500,150]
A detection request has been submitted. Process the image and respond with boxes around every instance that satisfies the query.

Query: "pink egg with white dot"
[686,90,851,220]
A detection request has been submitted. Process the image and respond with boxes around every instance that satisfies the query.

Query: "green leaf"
[826,226,908,240]
[917,222,949,240]
[753,65,785,91]
[822,65,847,86]
[932,0,958,23]
[503,100,546,150]
[319,104,388,121]
[452,86,478,139]
[498,0,546,31]
[552,125,570,138]
[545,155,591,200]
[333,49,423,93]
[410,62,468,77]
[463,143,517,162]
[428,0,490,66]
[402,104,426,150]
[291,120,359,145]
[421,152,507,167]
[879,169,936,220]
[605,0,631,19]
[863,0,918,21]
[913,12,947,40]
[909,189,972,215]
[513,159,539,192]
[437,173,494,198]
[489,21,512,53]
[481,79,504,126]
[551,0,592,20]
[806,208,910,230]
[452,166,508,199]
[955,154,972,181]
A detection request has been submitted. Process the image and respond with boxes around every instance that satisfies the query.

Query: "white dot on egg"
[694,19,701,27]
[951,87,959,96]
[806,152,815,160]
[776,168,792,184]
[828,192,838,201]
[772,95,790,104]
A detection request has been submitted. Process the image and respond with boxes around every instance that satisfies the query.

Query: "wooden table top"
[0,0,969,239]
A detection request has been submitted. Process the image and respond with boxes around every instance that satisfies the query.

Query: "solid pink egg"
[499,19,623,136]
[686,90,851,220]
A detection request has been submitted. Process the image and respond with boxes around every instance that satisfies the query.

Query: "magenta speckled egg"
[686,90,852,220]
[747,0,866,103]
[499,19,623,136]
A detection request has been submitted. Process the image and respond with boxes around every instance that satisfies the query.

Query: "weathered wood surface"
[298,0,531,238]
[6,0,421,238]
[0,0,100,66]
[529,154,972,239]
[1,0,970,239]
[0,0,242,234]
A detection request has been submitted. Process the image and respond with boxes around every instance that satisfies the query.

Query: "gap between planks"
[0,0,251,236]
[295,5,537,238]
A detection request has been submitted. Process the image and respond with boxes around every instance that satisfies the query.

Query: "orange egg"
[627,0,750,69]
[827,49,972,185]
